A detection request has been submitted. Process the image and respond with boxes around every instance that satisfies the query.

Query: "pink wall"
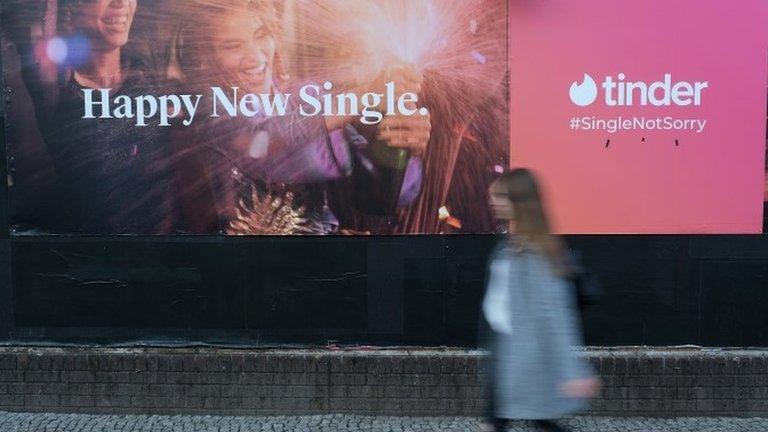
[509,0,768,233]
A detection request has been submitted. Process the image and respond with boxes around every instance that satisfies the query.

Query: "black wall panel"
[3,235,767,347]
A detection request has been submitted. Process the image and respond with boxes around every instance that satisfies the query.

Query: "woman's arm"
[482,250,515,335]
[237,107,355,185]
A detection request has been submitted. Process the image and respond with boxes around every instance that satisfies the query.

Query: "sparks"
[438,205,451,220]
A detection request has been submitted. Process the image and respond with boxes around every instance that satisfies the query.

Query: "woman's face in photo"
[211,12,276,94]
[72,0,137,50]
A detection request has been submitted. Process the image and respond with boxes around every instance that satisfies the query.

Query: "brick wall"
[0,348,766,416]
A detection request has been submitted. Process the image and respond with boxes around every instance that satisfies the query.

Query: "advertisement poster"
[2,0,766,236]
[1,0,509,235]
[509,0,768,234]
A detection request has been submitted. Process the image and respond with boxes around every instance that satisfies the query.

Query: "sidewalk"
[1,412,767,432]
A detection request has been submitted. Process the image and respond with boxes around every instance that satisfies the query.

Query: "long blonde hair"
[493,169,572,277]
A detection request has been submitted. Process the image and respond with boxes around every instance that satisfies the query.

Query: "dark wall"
[1,234,767,348]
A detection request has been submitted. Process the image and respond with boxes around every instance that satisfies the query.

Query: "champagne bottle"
[367,139,410,216]
[352,66,419,216]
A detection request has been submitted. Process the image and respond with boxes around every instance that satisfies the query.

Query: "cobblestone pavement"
[1,412,767,432]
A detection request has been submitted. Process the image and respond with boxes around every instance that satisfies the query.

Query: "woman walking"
[482,169,599,431]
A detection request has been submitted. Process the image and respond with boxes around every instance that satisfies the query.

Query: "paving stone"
[0,412,767,432]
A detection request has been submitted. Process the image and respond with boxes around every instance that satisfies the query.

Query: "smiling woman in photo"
[12,0,179,234]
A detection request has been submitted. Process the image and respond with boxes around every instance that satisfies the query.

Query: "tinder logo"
[570,74,599,106]
[570,73,708,107]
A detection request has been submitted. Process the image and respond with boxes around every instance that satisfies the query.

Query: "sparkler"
[285,0,508,232]
[227,190,327,235]
[287,0,507,107]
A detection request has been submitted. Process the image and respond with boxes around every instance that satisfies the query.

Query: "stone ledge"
[0,347,765,417]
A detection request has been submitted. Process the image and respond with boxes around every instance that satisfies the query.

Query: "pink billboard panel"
[509,0,768,233]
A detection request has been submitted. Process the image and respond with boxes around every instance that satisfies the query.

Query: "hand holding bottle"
[372,66,431,157]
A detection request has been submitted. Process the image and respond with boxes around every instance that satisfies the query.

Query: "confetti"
[469,19,479,34]
[438,206,451,220]
[470,50,487,64]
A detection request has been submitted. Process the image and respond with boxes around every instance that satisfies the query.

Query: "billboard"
[1,0,766,235]
[509,0,768,234]
[1,0,509,235]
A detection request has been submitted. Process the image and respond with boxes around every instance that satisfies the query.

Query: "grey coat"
[482,241,592,420]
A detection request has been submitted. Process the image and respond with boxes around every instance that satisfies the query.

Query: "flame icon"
[570,73,598,106]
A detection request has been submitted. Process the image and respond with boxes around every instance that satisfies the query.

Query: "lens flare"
[65,34,92,67]
[45,37,68,65]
